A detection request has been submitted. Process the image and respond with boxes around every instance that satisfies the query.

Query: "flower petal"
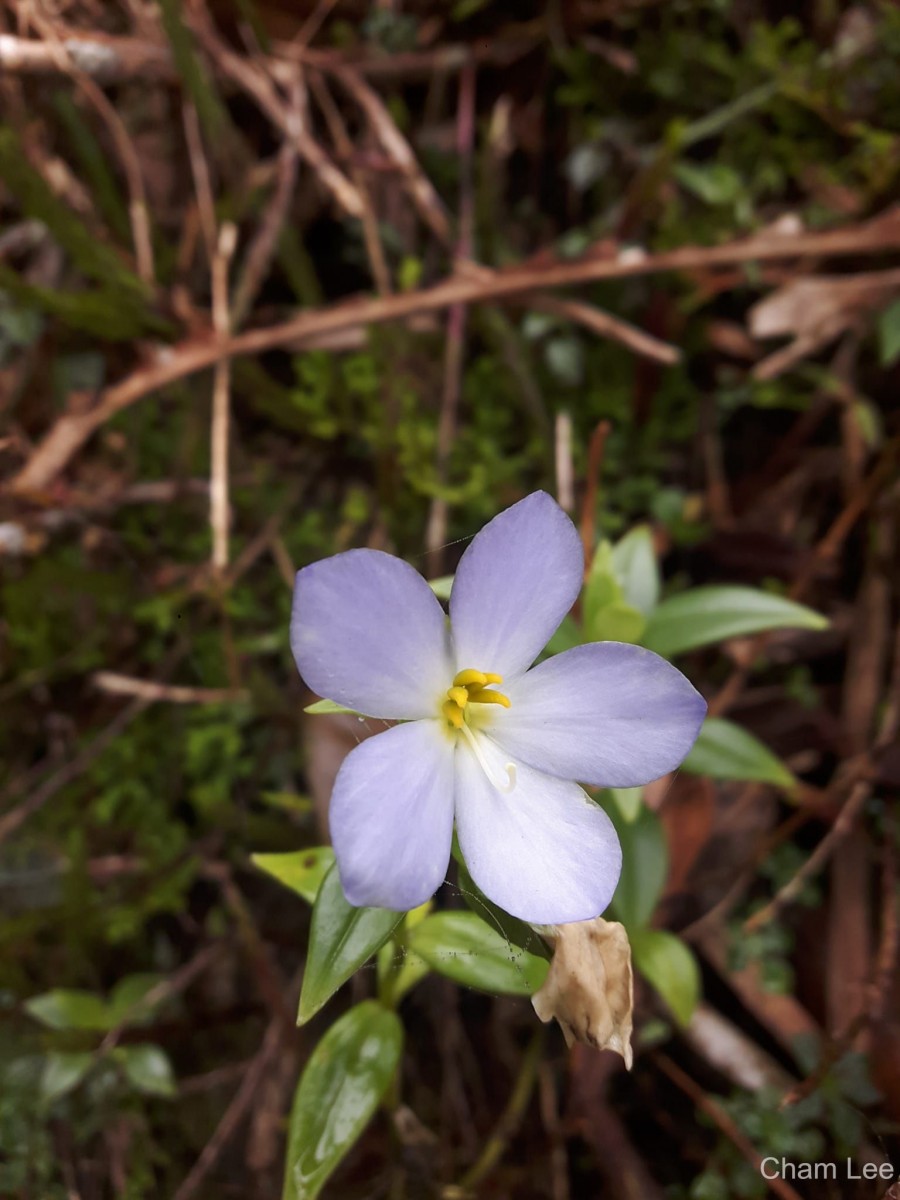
[330,720,456,910]
[449,492,583,680]
[292,549,451,719]
[455,734,621,923]
[493,642,706,787]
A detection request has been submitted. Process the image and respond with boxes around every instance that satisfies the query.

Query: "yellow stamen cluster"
[442,668,511,730]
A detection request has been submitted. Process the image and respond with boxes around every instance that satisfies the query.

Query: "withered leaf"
[532,918,634,1068]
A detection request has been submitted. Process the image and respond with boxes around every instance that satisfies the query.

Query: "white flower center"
[440,668,516,793]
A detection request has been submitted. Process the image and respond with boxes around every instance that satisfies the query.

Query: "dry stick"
[10,211,900,495]
[426,58,476,570]
[579,420,613,570]
[230,128,299,328]
[92,671,248,704]
[309,69,393,296]
[189,10,363,219]
[0,29,537,85]
[211,224,236,573]
[24,11,155,283]
[655,1054,804,1200]
[333,64,451,246]
[524,293,680,365]
[171,1011,288,1200]
[555,411,575,513]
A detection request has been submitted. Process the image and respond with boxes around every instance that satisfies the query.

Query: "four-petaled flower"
[291,491,706,923]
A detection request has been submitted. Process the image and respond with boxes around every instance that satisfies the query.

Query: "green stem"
[448,1028,546,1196]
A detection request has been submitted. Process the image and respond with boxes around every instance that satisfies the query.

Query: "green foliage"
[605,801,668,931]
[407,911,549,996]
[298,865,404,1024]
[629,929,700,1026]
[253,847,336,905]
[283,1001,403,1200]
[642,585,828,658]
[683,718,795,789]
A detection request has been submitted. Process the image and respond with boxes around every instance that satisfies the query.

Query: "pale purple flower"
[291,491,706,923]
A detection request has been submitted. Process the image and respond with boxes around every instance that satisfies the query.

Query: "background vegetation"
[1,1,898,1197]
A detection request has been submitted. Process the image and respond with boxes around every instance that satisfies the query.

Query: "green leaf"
[108,974,165,1026]
[40,1052,94,1104]
[407,912,549,996]
[587,602,646,644]
[25,989,112,1032]
[253,848,336,905]
[303,699,364,716]
[606,802,668,930]
[116,1044,176,1098]
[297,865,403,1024]
[878,298,900,367]
[456,859,552,961]
[428,575,454,600]
[683,717,795,789]
[583,542,646,644]
[611,526,661,615]
[642,585,828,658]
[283,1001,402,1200]
[630,928,700,1025]
[608,786,644,823]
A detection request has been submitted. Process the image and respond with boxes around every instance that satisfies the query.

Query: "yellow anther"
[482,673,504,685]
[442,699,465,729]
[468,688,511,708]
[453,669,487,688]
[447,686,469,708]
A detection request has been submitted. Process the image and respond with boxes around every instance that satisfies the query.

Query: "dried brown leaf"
[532,918,634,1067]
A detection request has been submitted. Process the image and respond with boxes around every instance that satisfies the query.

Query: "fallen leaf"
[532,918,634,1067]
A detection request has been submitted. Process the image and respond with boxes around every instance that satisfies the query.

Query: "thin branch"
[10,210,900,495]
[92,672,248,704]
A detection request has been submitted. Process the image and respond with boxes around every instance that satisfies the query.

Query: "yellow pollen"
[442,666,510,730]
[467,688,511,708]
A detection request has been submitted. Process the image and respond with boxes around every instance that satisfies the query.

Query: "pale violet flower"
[291,491,705,923]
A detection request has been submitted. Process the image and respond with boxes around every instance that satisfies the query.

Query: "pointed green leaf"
[407,911,549,996]
[253,848,335,905]
[583,542,646,644]
[25,989,112,1032]
[642,586,828,658]
[298,865,403,1024]
[630,928,700,1025]
[303,699,364,716]
[283,1001,402,1200]
[683,718,795,788]
[40,1052,94,1104]
[611,525,661,615]
[606,802,668,930]
[117,1044,176,1098]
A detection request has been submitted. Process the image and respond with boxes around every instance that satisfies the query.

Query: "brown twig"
[579,420,613,569]
[655,1054,804,1200]
[92,672,248,704]
[230,128,299,328]
[10,211,900,496]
